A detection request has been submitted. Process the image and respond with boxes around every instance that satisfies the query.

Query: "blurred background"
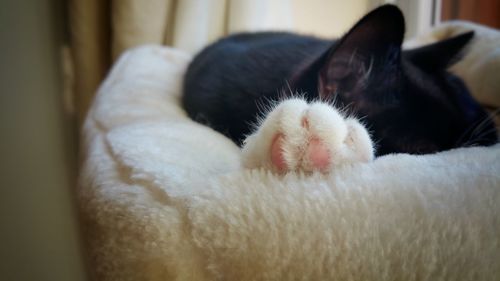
[0,0,498,280]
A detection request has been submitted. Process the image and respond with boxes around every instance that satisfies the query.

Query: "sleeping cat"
[182,5,498,173]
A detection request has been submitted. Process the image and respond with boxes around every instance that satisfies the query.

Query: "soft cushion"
[79,31,500,280]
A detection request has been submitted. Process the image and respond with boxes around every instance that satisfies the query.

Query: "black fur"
[182,5,497,156]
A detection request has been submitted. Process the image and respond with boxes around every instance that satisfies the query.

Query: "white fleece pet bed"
[79,23,500,281]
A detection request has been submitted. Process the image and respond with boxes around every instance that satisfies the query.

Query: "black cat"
[182,4,497,156]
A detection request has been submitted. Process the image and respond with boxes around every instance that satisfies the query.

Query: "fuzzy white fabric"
[79,27,500,280]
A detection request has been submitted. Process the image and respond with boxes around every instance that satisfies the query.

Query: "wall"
[290,0,436,39]
[291,0,373,37]
[0,0,87,280]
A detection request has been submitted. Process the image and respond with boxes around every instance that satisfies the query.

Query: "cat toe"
[344,118,374,162]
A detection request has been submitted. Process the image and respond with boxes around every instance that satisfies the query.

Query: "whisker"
[469,109,499,138]
[455,117,485,146]
[463,126,499,147]
[456,108,500,146]
[284,79,294,98]
[348,49,358,67]
[362,56,374,83]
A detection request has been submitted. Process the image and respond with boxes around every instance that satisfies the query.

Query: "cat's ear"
[318,5,405,99]
[404,31,474,71]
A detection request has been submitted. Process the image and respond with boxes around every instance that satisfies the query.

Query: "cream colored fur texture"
[80,23,500,281]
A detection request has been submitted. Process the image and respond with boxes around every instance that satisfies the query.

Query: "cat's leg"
[242,98,374,173]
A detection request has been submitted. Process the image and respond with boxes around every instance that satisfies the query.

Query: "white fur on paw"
[242,98,374,173]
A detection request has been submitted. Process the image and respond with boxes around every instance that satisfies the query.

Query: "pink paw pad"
[270,134,287,171]
[306,137,331,171]
[270,134,331,172]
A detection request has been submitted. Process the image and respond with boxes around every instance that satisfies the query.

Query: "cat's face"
[294,5,497,155]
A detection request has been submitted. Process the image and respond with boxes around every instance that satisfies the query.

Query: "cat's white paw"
[242,98,374,173]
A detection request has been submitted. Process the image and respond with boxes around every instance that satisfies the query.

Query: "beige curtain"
[69,0,372,126]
